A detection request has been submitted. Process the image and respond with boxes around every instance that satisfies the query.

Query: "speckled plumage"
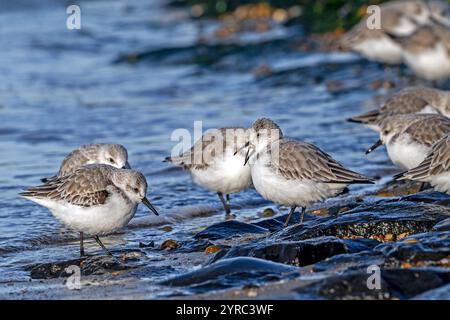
[165,127,252,214]
[400,23,450,80]
[340,1,450,65]
[396,134,450,193]
[367,114,450,170]
[349,87,450,131]
[20,164,158,257]
[43,144,129,182]
[245,118,373,226]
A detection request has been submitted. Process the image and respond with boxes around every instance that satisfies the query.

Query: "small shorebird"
[42,143,130,182]
[366,114,450,170]
[395,134,450,193]
[238,118,373,227]
[348,86,450,132]
[20,164,159,257]
[164,127,251,215]
[399,23,450,81]
[340,0,450,65]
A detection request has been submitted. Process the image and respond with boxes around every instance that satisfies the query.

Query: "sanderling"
[340,0,450,65]
[164,127,252,215]
[239,118,373,227]
[348,86,450,131]
[42,143,130,182]
[366,114,450,170]
[399,22,450,81]
[395,134,450,193]
[20,164,159,257]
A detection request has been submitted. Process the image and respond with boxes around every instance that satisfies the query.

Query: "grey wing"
[165,127,244,170]
[274,141,373,184]
[379,91,429,118]
[397,135,450,181]
[58,149,90,177]
[21,166,111,207]
[404,116,450,147]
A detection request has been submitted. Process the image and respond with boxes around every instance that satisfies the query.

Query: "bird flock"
[20,0,450,259]
[341,0,450,82]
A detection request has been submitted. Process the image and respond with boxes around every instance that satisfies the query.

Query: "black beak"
[234,141,250,156]
[366,139,383,154]
[244,147,251,166]
[122,161,131,169]
[142,197,159,216]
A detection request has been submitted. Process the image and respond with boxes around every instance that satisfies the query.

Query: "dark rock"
[274,201,449,242]
[210,236,378,266]
[26,255,133,279]
[372,179,428,197]
[433,218,450,232]
[252,217,284,232]
[381,268,448,298]
[194,220,269,240]
[376,231,450,266]
[139,241,155,248]
[401,191,450,206]
[159,257,297,287]
[295,268,450,300]
[177,239,216,253]
[412,283,450,300]
[312,251,386,273]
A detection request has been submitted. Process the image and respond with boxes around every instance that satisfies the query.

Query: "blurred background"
[1,0,448,298]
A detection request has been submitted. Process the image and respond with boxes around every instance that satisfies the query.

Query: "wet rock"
[401,191,450,206]
[274,201,449,242]
[204,245,223,255]
[253,212,319,232]
[177,239,216,253]
[161,239,180,250]
[258,207,276,218]
[210,236,378,266]
[194,220,269,240]
[26,255,133,280]
[412,283,450,300]
[159,257,297,287]
[252,217,284,232]
[120,251,144,262]
[139,241,155,248]
[376,231,450,267]
[372,179,429,197]
[161,226,173,232]
[295,268,450,300]
[433,218,450,232]
[312,251,386,273]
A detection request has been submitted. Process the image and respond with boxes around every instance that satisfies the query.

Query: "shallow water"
[0,0,411,298]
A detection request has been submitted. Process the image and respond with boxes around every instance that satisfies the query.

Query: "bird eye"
[257,133,260,138]
[109,158,115,164]
[133,188,139,193]
[384,130,389,135]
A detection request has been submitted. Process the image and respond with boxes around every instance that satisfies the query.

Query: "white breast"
[353,36,403,65]
[386,135,430,170]
[250,157,346,208]
[31,192,138,235]
[428,172,450,194]
[189,150,252,194]
[403,43,450,81]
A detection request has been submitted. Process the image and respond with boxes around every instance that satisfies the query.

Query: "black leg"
[226,194,231,213]
[419,182,426,192]
[80,232,85,257]
[298,207,306,225]
[284,206,296,227]
[217,192,231,215]
[93,235,114,257]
